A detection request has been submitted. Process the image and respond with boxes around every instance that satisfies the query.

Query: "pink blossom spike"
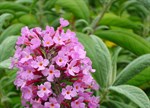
[11,18,100,108]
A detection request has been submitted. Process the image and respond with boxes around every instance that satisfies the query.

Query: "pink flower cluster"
[11,18,100,108]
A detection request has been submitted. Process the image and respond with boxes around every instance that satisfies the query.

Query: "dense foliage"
[0,0,150,108]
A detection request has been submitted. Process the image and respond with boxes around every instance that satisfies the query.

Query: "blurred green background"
[0,0,150,108]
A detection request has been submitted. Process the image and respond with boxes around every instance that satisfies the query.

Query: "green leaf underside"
[114,54,150,85]
[0,59,11,69]
[0,23,24,43]
[109,85,150,108]
[108,100,135,108]
[0,36,18,62]
[127,67,150,87]
[0,13,14,31]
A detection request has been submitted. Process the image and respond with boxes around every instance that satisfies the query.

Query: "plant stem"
[90,0,115,34]
[37,0,45,28]
[100,89,109,104]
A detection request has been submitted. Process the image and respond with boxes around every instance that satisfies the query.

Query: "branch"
[90,0,115,34]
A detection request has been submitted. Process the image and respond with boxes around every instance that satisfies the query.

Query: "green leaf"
[44,0,57,10]
[100,13,141,30]
[1,96,12,104]
[0,36,18,61]
[114,54,150,85]
[127,67,150,87]
[0,9,15,15]
[109,85,150,108]
[56,0,90,20]
[15,12,26,18]
[7,92,17,97]
[119,0,138,14]
[0,23,24,43]
[77,33,112,88]
[120,0,149,17]
[15,0,33,4]
[95,30,150,55]
[0,2,29,12]
[108,100,135,108]
[0,13,14,32]
[0,59,11,69]
[110,47,122,84]
[18,14,38,25]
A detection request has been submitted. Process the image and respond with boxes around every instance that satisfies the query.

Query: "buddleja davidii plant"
[77,33,150,108]
[11,18,100,108]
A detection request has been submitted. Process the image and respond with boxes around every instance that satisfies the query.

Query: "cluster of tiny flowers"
[11,18,100,108]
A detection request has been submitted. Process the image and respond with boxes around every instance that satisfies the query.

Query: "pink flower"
[67,60,79,76]
[20,67,35,80]
[20,47,32,63]
[31,56,49,70]
[43,34,54,47]
[21,26,31,37]
[88,96,100,108]
[31,99,44,108]
[60,18,69,27]
[63,29,76,42]
[43,26,55,36]
[71,97,85,108]
[89,80,100,90]
[73,82,84,92]
[37,82,52,98]
[14,74,26,88]
[22,86,32,100]
[73,45,86,59]
[82,73,93,85]
[55,55,68,67]
[62,86,77,100]
[30,37,41,49]
[42,65,60,82]
[32,27,42,36]
[53,31,65,45]
[44,97,60,108]
[16,35,29,45]
[14,46,22,58]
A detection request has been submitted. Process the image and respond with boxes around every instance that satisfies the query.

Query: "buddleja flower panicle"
[11,18,100,108]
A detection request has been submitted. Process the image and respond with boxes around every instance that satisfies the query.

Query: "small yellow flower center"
[46,41,50,44]
[76,86,78,89]
[76,102,79,105]
[49,70,53,74]
[26,55,30,58]
[50,103,54,107]
[28,70,31,73]
[43,87,46,91]
[66,91,70,94]
[59,59,62,62]
[39,62,43,66]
